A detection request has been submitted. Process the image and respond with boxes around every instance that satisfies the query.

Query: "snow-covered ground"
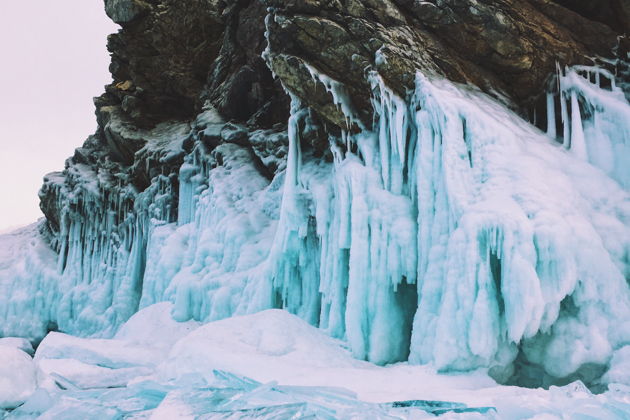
[1,304,629,419]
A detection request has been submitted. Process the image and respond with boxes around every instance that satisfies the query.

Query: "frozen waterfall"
[1,66,629,385]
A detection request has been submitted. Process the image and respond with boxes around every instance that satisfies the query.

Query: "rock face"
[263,0,626,128]
[30,0,630,389]
[40,0,630,227]
[104,0,150,24]
[98,0,288,128]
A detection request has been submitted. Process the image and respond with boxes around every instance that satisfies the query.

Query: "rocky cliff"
[20,0,630,390]
[41,0,630,232]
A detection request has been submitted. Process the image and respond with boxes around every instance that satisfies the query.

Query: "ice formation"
[0,65,629,388]
[545,66,630,188]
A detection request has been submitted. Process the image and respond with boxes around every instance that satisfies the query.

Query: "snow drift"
[5,304,630,419]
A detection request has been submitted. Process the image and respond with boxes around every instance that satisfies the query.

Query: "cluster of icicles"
[267,67,630,381]
[1,168,178,341]
[544,65,630,188]
[3,66,629,384]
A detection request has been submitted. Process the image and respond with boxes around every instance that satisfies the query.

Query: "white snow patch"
[37,358,152,390]
[114,302,201,351]
[157,309,364,384]
[603,346,630,386]
[0,337,34,355]
[35,332,163,369]
[0,346,37,409]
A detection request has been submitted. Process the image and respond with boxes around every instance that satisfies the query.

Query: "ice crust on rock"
[603,346,630,386]
[404,71,630,377]
[0,66,629,387]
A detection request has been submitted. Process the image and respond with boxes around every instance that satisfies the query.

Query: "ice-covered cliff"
[2,0,630,392]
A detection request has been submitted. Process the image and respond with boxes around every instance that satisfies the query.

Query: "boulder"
[104,0,150,25]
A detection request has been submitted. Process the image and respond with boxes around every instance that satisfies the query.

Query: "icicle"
[546,92,557,139]
[551,64,630,187]
[569,90,588,160]
[286,99,302,191]
[560,90,571,148]
[303,63,363,130]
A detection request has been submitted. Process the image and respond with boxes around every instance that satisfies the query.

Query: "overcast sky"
[0,1,117,231]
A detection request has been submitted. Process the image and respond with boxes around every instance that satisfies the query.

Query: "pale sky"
[0,1,117,231]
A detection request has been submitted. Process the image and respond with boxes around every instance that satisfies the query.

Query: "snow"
[0,346,37,409]
[35,303,200,372]
[37,358,152,390]
[156,309,363,385]
[114,302,201,350]
[603,346,630,386]
[2,306,630,418]
[35,332,164,369]
[154,309,499,408]
[0,338,34,356]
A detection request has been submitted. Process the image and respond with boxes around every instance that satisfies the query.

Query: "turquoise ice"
[1,67,629,385]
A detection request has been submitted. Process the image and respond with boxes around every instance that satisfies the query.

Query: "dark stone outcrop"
[40,0,629,262]
[95,0,630,132]
[552,0,630,33]
[263,0,627,128]
[104,0,151,24]
[97,0,288,129]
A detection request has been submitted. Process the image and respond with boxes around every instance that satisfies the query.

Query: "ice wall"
[403,72,630,380]
[144,66,630,380]
[262,69,630,380]
[141,140,282,322]
[0,223,60,340]
[1,66,629,384]
[1,122,187,341]
[29,169,176,339]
